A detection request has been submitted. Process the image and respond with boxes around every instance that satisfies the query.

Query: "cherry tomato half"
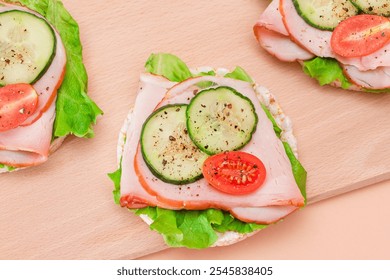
[0,84,38,132]
[331,14,390,57]
[202,151,266,195]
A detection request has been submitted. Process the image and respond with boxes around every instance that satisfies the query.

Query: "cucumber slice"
[186,86,258,155]
[141,104,208,185]
[351,0,390,16]
[293,0,358,31]
[0,10,56,86]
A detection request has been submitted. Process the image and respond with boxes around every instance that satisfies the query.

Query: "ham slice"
[254,26,314,62]
[253,0,313,62]
[336,45,390,72]
[119,73,177,209]
[343,65,390,89]
[255,0,288,36]
[279,0,334,58]
[0,3,67,126]
[231,205,298,224]
[120,74,304,224]
[0,99,56,167]
[22,31,66,126]
[360,45,390,71]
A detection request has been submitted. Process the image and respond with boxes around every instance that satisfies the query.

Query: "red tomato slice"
[331,14,390,57]
[0,84,39,132]
[202,151,266,195]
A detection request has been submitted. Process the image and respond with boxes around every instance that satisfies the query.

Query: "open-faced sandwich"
[254,0,390,92]
[109,53,307,249]
[0,0,102,173]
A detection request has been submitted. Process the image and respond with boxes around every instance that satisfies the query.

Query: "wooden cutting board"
[1,0,389,259]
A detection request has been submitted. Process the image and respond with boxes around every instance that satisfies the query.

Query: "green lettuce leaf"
[303,57,352,89]
[194,70,216,88]
[224,66,253,83]
[363,87,390,93]
[261,104,282,138]
[283,142,307,202]
[135,207,266,248]
[108,165,122,205]
[111,53,307,248]
[197,70,216,77]
[6,0,102,138]
[145,53,192,82]
[0,163,16,172]
[152,209,219,248]
[7,165,16,171]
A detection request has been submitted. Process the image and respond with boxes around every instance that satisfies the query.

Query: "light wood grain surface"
[0,0,389,259]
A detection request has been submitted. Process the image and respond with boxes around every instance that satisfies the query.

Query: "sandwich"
[109,53,307,248]
[254,0,390,92]
[0,0,102,172]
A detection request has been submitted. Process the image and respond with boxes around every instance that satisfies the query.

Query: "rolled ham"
[119,73,305,224]
[255,0,288,36]
[254,25,314,62]
[0,99,56,167]
[279,0,334,58]
[119,73,177,209]
[254,0,390,90]
[343,65,390,89]
[231,205,298,224]
[0,2,67,168]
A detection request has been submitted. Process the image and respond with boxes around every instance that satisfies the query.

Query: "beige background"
[0,0,389,259]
